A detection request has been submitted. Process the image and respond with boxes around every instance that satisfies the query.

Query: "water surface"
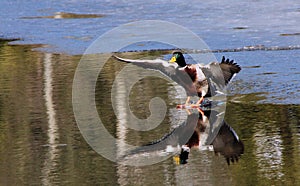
[0,42,299,185]
[1,0,300,54]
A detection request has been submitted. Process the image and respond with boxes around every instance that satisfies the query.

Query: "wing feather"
[113,55,198,96]
[219,56,241,84]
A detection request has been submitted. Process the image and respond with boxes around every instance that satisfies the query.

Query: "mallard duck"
[169,51,241,105]
[113,51,241,106]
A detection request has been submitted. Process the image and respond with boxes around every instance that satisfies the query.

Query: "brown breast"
[184,65,197,82]
[184,65,208,97]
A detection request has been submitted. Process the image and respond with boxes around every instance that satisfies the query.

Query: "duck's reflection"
[122,104,244,166]
[174,108,244,165]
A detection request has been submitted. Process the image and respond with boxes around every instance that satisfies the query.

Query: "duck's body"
[113,51,241,105]
[180,63,208,95]
[169,51,241,105]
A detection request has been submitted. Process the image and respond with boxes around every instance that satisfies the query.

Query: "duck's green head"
[169,51,187,67]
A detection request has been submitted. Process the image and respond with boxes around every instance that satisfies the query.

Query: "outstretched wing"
[113,55,197,96]
[112,55,180,78]
[219,56,241,84]
[201,56,241,96]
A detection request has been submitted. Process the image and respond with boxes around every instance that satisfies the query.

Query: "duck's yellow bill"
[169,56,176,63]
